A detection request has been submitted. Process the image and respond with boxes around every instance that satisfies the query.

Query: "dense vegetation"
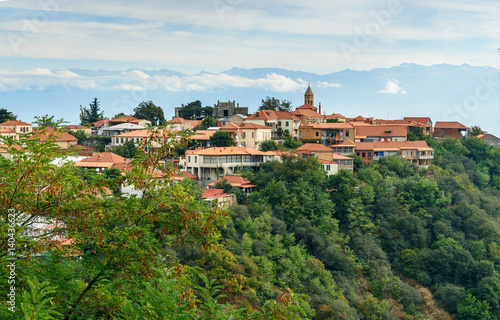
[1,128,499,319]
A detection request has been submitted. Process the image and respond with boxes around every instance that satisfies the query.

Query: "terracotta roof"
[0,128,15,133]
[434,121,469,129]
[0,120,31,126]
[170,170,197,181]
[167,117,188,123]
[62,125,91,130]
[403,117,432,126]
[31,127,78,142]
[220,123,272,131]
[303,123,354,129]
[355,125,408,138]
[324,113,346,119]
[91,120,110,127]
[111,116,146,123]
[297,143,334,153]
[292,108,323,119]
[246,110,300,121]
[296,104,318,112]
[0,144,24,153]
[186,146,267,156]
[191,130,217,140]
[202,189,231,199]
[477,133,500,140]
[75,152,129,168]
[208,175,256,188]
[355,140,433,152]
[332,154,353,160]
[331,140,356,146]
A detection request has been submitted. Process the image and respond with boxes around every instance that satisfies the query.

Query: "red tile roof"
[75,152,129,168]
[0,120,31,126]
[31,127,78,142]
[324,113,346,119]
[297,143,334,153]
[355,125,408,138]
[403,117,432,126]
[292,108,323,119]
[202,188,231,199]
[303,123,354,129]
[246,110,300,121]
[434,121,469,129]
[191,130,217,140]
[208,175,256,188]
[296,104,318,112]
[355,140,433,151]
[62,125,91,130]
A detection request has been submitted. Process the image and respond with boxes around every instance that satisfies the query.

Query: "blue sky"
[0,0,498,134]
[0,0,497,73]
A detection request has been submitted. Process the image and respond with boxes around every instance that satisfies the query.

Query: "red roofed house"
[296,143,354,174]
[477,134,500,148]
[324,113,346,123]
[219,123,272,149]
[31,127,78,149]
[166,117,201,131]
[91,116,151,135]
[202,188,237,208]
[331,139,356,156]
[299,122,355,146]
[190,130,218,148]
[75,152,129,172]
[296,143,335,162]
[183,146,281,187]
[0,120,33,138]
[433,121,469,139]
[291,86,325,125]
[354,125,408,142]
[245,110,301,143]
[403,117,433,136]
[62,125,92,136]
[208,174,256,194]
[355,141,434,168]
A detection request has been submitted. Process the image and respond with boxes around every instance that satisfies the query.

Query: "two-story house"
[299,122,355,146]
[219,123,272,149]
[355,141,434,168]
[245,110,301,142]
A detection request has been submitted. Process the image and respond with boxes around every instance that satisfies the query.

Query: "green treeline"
[1,130,500,319]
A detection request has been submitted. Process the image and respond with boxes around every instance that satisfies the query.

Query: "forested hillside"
[1,130,499,319]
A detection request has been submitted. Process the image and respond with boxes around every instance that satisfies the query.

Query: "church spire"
[304,84,314,106]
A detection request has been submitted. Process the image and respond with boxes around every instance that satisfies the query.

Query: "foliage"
[210,130,234,147]
[407,126,426,141]
[179,100,213,120]
[215,179,247,204]
[468,125,486,137]
[113,112,127,119]
[79,98,105,125]
[0,108,17,123]
[193,116,218,131]
[133,100,164,126]
[283,137,302,149]
[259,97,292,112]
[456,294,490,320]
[260,140,279,152]
[326,118,342,123]
[109,140,141,158]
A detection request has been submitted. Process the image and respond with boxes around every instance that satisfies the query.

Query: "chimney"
[319,102,322,115]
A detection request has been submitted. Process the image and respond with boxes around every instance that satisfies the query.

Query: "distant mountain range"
[3,63,499,134]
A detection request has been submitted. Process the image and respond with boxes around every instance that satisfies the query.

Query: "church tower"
[304,84,314,106]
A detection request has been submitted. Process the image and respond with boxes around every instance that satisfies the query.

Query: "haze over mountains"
[2,63,499,134]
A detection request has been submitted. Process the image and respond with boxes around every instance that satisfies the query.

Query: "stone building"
[212,100,248,118]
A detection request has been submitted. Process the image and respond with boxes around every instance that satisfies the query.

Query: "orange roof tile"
[191,130,217,140]
[30,127,77,142]
[303,123,354,129]
[355,140,433,152]
[355,125,407,138]
[208,175,256,188]
[186,146,267,156]
[202,188,231,199]
[324,113,346,119]
[434,121,469,129]
[292,108,324,119]
[62,125,91,130]
[403,117,432,126]
[75,152,129,168]
[0,128,15,133]
[111,116,146,123]
[297,143,334,153]
[246,110,300,121]
[0,120,32,126]
[296,104,318,112]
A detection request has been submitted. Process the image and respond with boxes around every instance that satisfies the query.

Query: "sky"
[0,0,498,133]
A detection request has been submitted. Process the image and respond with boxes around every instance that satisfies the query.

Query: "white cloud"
[378,79,406,94]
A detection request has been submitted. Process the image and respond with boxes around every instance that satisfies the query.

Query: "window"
[345,131,349,137]
[278,121,282,126]
[188,156,191,163]
[385,130,392,134]
[410,151,414,156]
[405,151,408,157]
[194,156,197,163]
[368,152,372,160]
[316,132,319,137]
[362,152,366,158]
[252,132,254,139]
[326,165,331,171]
[286,121,289,127]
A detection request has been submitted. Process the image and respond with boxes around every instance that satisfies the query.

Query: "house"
[477,134,500,148]
[183,147,281,187]
[208,175,256,194]
[299,122,355,146]
[331,140,356,156]
[0,144,23,160]
[190,130,218,148]
[91,116,151,135]
[218,114,246,127]
[166,117,201,131]
[30,127,78,149]
[403,117,433,136]
[331,154,354,173]
[101,123,146,137]
[0,128,18,141]
[317,159,339,176]
[0,120,33,135]
[74,152,129,172]
[355,141,434,168]
[62,125,92,136]
[110,129,176,148]
[291,85,325,125]
[324,113,346,123]
[245,110,301,142]
[212,100,248,118]
[433,121,469,139]
[353,125,408,142]
[219,123,272,149]
[202,189,237,208]
[296,143,335,162]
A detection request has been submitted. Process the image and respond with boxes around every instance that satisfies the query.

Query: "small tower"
[304,84,314,106]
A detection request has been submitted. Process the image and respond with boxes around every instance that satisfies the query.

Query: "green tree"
[260,140,279,151]
[210,131,234,147]
[68,130,89,145]
[0,108,17,123]
[259,97,292,112]
[326,118,342,123]
[133,101,164,126]
[178,100,212,120]
[456,294,490,320]
[34,114,60,128]
[193,116,218,131]
[468,125,486,137]
[113,112,127,119]
[407,126,426,141]
[110,140,140,158]
[80,98,105,125]
[283,137,301,149]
